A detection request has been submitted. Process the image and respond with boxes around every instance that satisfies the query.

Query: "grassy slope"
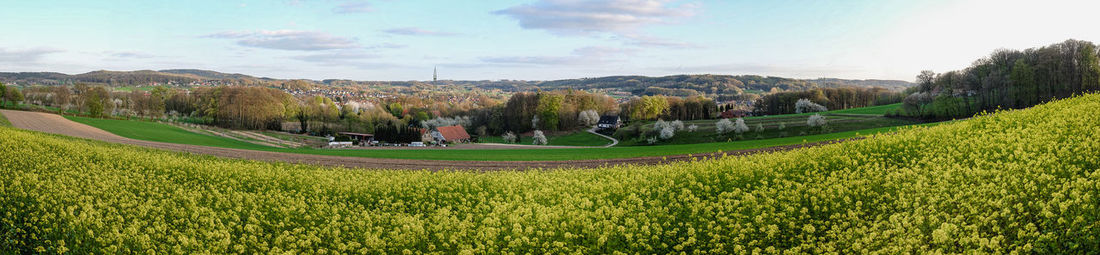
[0,111,10,127]
[66,116,273,150]
[69,115,931,161]
[745,103,902,120]
[548,131,611,146]
[3,95,1097,253]
[828,103,902,115]
[623,106,917,146]
[479,131,611,146]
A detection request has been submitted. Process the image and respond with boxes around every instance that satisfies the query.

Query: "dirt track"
[1,110,851,171]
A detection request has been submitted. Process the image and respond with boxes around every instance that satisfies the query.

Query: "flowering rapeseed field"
[1,94,1098,253]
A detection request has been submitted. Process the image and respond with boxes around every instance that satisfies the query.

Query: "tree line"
[752,87,903,115]
[901,39,1100,119]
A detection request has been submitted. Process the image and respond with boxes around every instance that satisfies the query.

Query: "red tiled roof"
[436,125,470,141]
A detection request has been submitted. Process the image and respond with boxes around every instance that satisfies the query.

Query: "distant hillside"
[159,69,275,82]
[807,78,913,90]
[0,70,912,98]
[0,69,274,86]
[530,75,913,97]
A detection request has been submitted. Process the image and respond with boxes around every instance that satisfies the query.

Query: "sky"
[1,0,1099,82]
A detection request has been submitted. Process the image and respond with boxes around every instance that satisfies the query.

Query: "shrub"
[502,131,517,143]
[687,124,698,132]
[733,118,750,134]
[532,130,547,145]
[421,116,472,129]
[670,120,685,131]
[807,114,827,127]
[795,98,828,113]
[715,118,733,134]
[613,123,640,140]
[653,119,670,131]
[577,110,600,127]
[659,126,675,140]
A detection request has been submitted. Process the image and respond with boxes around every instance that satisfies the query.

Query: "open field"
[827,103,902,115]
[477,130,612,146]
[622,106,919,146]
[2,94,1097,253]
[66,116,275,150]
[745,103,902,120]
[58,111,928,161]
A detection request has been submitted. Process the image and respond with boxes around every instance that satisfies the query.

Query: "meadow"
[2,94,1097,253]
[67,116,274,150]
[475,131,611,146]
[620,110,917,146]
[745,103,902,119]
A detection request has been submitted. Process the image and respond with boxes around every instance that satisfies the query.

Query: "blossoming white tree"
[807,114,827,127]
[715,119,733,134]
[733,118,750,134]
[795,98,828,113]
[532,130,548,145]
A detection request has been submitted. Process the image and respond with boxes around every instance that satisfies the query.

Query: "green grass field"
[66,116,275,150]
[67,115,935,161]
[745,103,902,120]
[478,131,611,146]
[622,104,917,146]
[828,103,902,115]
[548,131,611,146]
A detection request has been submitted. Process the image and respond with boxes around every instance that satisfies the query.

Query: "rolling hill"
[0,70,911,98]
[1,93,1095,253]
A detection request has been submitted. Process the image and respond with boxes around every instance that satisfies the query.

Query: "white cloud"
[333,0,371,14]
[383,27,459,37]
[0,48,64,63]
[106,51,156,59]
[493,0,697,36]
[204,30,361,51]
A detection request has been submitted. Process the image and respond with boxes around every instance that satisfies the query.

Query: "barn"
[431,125,471,143]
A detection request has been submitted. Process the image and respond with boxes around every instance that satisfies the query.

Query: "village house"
[430,125,471,143]
[597,115,621,130]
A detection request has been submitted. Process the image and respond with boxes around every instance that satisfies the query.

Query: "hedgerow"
[1,94,1098,253]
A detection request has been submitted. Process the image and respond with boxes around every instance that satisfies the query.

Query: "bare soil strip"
[1,110,851,171]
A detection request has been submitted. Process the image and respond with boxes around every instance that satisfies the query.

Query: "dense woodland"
[753,87,904,115]
[901,39,1100,119]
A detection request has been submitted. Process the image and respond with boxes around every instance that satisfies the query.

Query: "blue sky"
[2,0,1098,81]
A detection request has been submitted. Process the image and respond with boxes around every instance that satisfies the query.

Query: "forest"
[900,39,1100,119]
[753,87,904,115]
